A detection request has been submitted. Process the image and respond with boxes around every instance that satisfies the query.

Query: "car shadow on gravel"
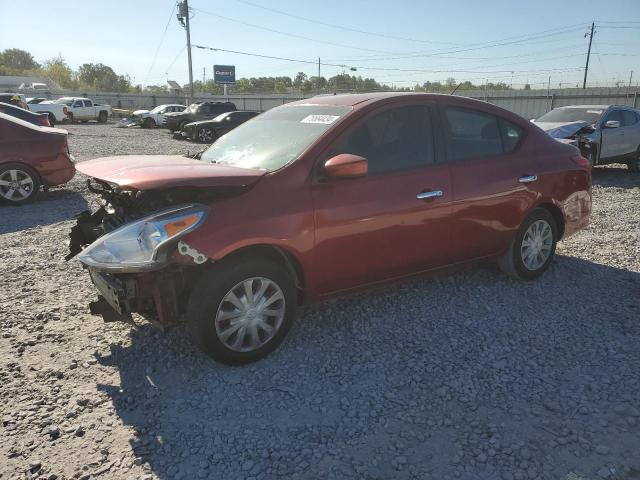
[592,165,639,189]
[94,255,640,479]
[0,189,87,234]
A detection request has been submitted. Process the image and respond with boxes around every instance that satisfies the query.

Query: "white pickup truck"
[52,97,112,123]
[26,98,68,126]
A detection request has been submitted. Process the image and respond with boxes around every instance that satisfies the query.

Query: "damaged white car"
[133,104,186,128]
[533,105,640,171]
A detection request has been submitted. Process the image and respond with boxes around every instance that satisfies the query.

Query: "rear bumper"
[41,153,76,187]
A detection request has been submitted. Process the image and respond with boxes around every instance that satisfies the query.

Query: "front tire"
[197,127,214,143]
[628,148,640,172]
[142,117,155,128]
[186,257,297,365]
[498,208,557,280]
[0,163,41,205]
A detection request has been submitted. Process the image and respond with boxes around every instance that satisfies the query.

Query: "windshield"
[150,105,164,113]
[200,105,352,171]
[187,103,200,112]
[537,107,604,124]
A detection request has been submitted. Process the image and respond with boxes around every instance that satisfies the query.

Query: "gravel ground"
[1,123,639,480]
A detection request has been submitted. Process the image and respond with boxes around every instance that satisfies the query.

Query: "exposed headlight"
[78,204,208,272]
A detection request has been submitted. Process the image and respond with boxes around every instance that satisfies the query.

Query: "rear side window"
[83,100,92,107]
[334,105,434,174]
[444,107,502,161]
[500,120,523,153]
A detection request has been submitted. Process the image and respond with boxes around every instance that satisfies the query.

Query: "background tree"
[42,56,76,89]
[0,48,39,74]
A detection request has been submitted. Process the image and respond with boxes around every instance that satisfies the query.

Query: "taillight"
[571,155,591,170]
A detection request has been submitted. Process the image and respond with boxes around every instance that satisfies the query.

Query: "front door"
[311,103,452,295]
[600,109,627,160]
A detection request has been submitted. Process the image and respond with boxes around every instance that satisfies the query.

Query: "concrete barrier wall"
[25,87,639,119]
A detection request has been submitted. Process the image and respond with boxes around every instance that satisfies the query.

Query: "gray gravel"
[1,123,639,480]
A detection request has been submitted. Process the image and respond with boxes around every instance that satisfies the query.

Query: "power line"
[143,4,177,85]
[191,7,400,55]
[193,44,585,76]
[231,0,465,46]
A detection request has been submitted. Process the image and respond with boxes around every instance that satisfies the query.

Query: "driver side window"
[331,106,435,175]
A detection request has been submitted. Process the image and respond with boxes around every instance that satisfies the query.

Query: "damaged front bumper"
[67,199,210,329]
[86,267,185,329]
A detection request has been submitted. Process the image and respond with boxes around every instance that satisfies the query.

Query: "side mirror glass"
[604,120,621,129]
[323,153,368,179]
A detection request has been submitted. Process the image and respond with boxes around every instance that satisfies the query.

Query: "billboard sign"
[214,65,236,85]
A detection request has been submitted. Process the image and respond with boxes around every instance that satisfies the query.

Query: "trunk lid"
[76,155,267,190]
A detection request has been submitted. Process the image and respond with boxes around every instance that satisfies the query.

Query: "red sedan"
[69,93,591,364]
[0,112,75,204]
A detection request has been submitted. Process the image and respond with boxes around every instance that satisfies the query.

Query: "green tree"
[0,48,39,73]
[42,56,76,89]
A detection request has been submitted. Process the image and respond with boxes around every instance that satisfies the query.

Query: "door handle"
[518,175,538,183]
[416,190,443,200]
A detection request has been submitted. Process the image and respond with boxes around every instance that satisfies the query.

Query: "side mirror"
[604,120,621,129]
[323,154,368,179]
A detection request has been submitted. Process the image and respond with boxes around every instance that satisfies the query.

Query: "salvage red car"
[0,112,75,204]
[68,93,591,364]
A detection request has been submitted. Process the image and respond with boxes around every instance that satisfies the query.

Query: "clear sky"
[1,0,639,89]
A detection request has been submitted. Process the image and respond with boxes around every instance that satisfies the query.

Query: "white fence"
[22,87,640,120]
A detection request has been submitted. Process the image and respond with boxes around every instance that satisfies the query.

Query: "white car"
[133,104,186,128]
[53,97,112,123]
[26,99,68,126]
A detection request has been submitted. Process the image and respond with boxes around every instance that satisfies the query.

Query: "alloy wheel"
[0,169,35,202]
[198,128,213,143]
[520,220,553,271]
[214,277,286,352]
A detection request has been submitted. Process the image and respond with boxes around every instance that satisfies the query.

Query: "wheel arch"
[216,243,306,304]
[533,202,565,240]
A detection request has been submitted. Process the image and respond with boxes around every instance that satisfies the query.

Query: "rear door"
[620,110,640,156]
[440,104,537,260]
[83,100,94,119]
[311,102,453,294]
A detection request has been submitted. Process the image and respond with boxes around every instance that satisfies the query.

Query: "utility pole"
[583,22,595,89]
[628,71,634,100]
[317,58,321,95]
[202,67,205,93]
[177,0,194,102]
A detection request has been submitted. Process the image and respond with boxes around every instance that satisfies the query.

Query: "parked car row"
[0,93,112,126]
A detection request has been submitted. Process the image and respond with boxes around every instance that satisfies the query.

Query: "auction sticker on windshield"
[301,114,340,124]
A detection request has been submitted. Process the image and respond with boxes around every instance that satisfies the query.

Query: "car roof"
[287,92,485,109]
[554,105,611,109]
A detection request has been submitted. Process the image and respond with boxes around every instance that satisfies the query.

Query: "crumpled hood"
[133,109,149,116]
[534,121,590,138]
[76,155,267,190]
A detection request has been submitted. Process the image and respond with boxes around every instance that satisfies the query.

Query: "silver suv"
[534,105,640,171]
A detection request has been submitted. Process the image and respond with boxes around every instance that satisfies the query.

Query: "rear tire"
[498,208,557,280]
[98,111,108,123]
[0,163,41,205]
[47,113,56,126]
[186,257,297,365]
